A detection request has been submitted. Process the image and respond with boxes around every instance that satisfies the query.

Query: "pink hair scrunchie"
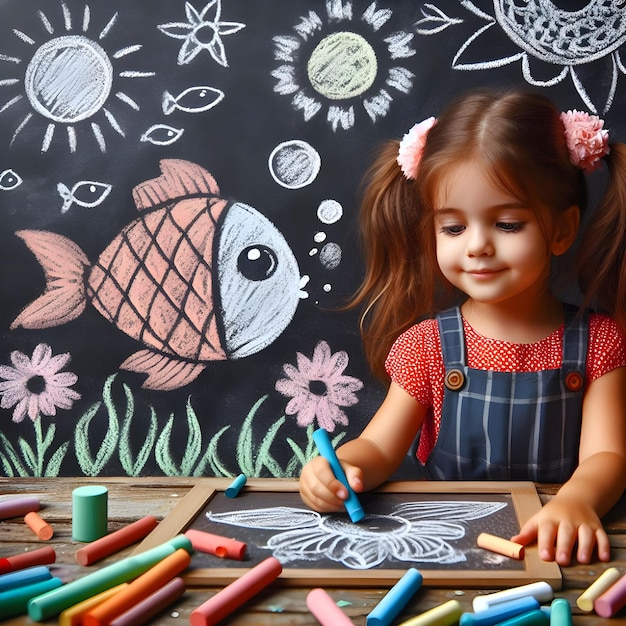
[397,116,437,180]
[560,110,610,173]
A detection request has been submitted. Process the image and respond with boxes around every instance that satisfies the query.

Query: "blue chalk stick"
[312,428,365,523]
[367,568,423,626]
[0,565,51,592]
[226,473,247,498]
[460,596,540,626]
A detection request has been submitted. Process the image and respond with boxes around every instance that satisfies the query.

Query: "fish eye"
[237,245,278,281]
[0,169,23,191]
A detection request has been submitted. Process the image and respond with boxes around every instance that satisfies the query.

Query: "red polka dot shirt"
[386,313,626,464]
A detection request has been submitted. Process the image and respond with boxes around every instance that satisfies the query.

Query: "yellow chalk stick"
[397,599,463,626]
[59,584,128,626]
[476,532,524,560]
[577,567,622,612]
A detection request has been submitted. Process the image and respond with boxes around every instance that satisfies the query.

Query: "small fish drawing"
[57,180,112,213]
[12,160,308,391]
[162,86,225,115]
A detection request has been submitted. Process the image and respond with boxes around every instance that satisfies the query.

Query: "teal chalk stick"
[549,598,572,626]
[312,428,365,523]
[0,576,62,619]
[27,535,192,622]
[226,473,247,498]
[498,610,549,626]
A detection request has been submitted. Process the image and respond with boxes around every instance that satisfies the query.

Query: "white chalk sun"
[0,2,155,153]
[272,1,415,131]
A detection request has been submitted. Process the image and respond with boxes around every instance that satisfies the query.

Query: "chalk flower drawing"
[207,500,508,568]
[12,160,309,392]
[0,343,80,424]
[0,2,155,152]
[275,341,363,432]
[416,1,626,114]
[272,1,415,131]
[158,0,245,66]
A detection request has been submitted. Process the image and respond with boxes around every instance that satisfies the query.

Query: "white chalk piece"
[472,581,553,613]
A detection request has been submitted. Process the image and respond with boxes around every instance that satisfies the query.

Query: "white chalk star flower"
[158,0,246,66]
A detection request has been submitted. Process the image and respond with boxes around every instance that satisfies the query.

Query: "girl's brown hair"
[351,88,626,380]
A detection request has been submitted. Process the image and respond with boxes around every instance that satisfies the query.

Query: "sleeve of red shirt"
[587,314,626,382]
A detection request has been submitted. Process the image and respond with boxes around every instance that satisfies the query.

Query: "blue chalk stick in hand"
[312,428,365,523]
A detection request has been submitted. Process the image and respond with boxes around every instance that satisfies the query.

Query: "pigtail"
[577,142,626,331]
[349,141,437,381]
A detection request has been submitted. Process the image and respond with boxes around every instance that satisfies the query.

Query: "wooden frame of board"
[133,478,561,589]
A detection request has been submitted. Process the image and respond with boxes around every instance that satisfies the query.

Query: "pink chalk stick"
[189,557,282,626]
[594,572,626,618]
[109,577,185,626]
[306,588,355,626]
[0,496,40,520]
[185,529,247,560]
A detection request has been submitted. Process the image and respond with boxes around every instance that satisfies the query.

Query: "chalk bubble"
[269,140,321,189]
[319,242,342,270]
[317,199,343,224]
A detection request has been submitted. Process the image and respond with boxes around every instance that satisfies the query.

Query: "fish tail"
[11,230,90,330]
[162,91,176,115]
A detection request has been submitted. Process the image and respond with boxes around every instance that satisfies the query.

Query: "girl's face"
[433,161,556,309]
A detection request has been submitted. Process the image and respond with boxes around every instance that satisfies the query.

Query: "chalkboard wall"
[1,0,625,477]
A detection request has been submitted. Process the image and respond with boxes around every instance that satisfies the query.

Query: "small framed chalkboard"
[134,478,561,589]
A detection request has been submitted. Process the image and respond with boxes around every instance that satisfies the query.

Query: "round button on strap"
[445,368,465,391]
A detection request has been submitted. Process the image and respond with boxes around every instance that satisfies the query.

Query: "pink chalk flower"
[560,110,610,173]
[275,340,363,432]
[0,343,80,423]
[397,116,437,179]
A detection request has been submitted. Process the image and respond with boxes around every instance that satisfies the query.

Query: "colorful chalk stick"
[576,567,621,612]
[594,572,626,618]
[549,598,572,626]
[366,568,423,626]
[72,485,108,542]
[460,596,539,626]
[0,546,56,575]
[306,588,355,626]
[472,582,553,612]
[189,556,282,626]
[476,533,524,560]
[109,577,186,626]
[24,510,54,540]
[0,565,52,592]
[59,584,129,626]
[0,495,40,520]
[185,528,247,560]
[398,599,463,626]
[0,576,62,619]
[225,473,247,497]
[312,428,365,523]
[76,515,159,566]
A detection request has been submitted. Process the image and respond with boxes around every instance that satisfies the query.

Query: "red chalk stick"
[0,546,56,575]
[190,556,283,626]
[0,496,40,520]
[594,572,626,618]
[24,511,54,540]
[185,528,247,560]
[76,515,159,566]
[109,577,185,626]
[83,548,191,626]
[307,588,355,625]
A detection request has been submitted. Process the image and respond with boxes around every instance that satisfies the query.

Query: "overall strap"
[436,306,466,368]
[561,304,588,389]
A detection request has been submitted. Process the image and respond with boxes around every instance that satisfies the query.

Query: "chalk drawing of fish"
[162,86,225,115]
[57,180,112,213]
[12,159,308,391]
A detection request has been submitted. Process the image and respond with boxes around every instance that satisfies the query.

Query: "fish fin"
[11,230,89,330]
[132,159,220,211]
[120,349,205,391]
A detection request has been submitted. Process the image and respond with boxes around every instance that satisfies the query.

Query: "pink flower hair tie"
[397,116,437,180]
[560,110,610,174]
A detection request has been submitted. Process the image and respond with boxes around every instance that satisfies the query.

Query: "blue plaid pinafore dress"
[425,306,587,482]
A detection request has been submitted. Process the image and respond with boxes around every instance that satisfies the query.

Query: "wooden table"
[1,477,625,625]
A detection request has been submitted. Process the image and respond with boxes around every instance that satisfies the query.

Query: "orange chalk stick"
[24,511,54,541]
[476,532,524,560]
[76,515,159,566]
[59,584,128,626]
[83,547,191,626]
[185,528,247,560]
[0,546,56,575]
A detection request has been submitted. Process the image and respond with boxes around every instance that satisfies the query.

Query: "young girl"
[300,89,626,567]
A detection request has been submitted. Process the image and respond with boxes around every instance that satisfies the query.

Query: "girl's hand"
[299,455,364,513]
[511,495,610,566]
